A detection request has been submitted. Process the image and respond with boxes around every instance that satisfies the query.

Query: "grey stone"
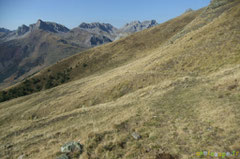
[17,154,25,159]
[60,141,83,153]
[132,132,141,140]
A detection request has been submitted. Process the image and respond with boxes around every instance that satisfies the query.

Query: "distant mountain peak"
[120,20,158,33]
[31,19,70,33]
[79,22,113,28]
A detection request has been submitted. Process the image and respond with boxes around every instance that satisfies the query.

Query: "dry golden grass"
[0,1,240,158]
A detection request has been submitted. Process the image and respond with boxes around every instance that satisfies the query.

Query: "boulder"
[132,132,141,140]
[17,154,25,159]
[60,141,83,153]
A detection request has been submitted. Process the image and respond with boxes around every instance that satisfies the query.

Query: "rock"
[131,132,141,140]
[90,35,112,46]
[184,8,193,13]
[60,141,83,153]
[17,154,25,159]
[4,143,13,149]
[209,0,233,9]
[57,154,69,159]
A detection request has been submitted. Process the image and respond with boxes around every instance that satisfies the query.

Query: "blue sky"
[0,0,210,30]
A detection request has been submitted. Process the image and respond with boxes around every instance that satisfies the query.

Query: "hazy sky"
[0,0,210,30]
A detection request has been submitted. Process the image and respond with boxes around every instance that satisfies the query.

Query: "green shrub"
[83,63,88,68]
[45,79,54,89]
[32,78,41,84]
[0,70,71,103]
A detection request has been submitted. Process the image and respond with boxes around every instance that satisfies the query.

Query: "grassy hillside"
[0,8,202,102]
[0,0,240,158]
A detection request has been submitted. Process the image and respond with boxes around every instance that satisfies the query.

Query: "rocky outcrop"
[209,0,234,9]
[90,35,112,46]
[60,141,83,153]
[57,141,83,159]
[115,20,158,40]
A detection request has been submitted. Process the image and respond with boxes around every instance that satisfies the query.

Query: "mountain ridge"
[0,19,158,89]
[1,19,158,42]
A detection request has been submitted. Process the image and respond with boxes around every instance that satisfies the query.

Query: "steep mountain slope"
[0,20,157,89]
[0,11,197,102]
[0,0,240,158]
[0,29,87,89]
[0,20,90,89]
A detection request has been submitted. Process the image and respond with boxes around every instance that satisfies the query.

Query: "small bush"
[83,63,88,68]
[32,78,40,84]
[45,79,54,89]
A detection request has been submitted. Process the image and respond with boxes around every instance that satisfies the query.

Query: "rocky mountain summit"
[0,19,158,43]
[116,20,158,39]
[0,20,70,42]
[119,20,158,33]
[78,22,118,41]
[29,19,70,33]
[79,22,117,34]
[15,19,70,36]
